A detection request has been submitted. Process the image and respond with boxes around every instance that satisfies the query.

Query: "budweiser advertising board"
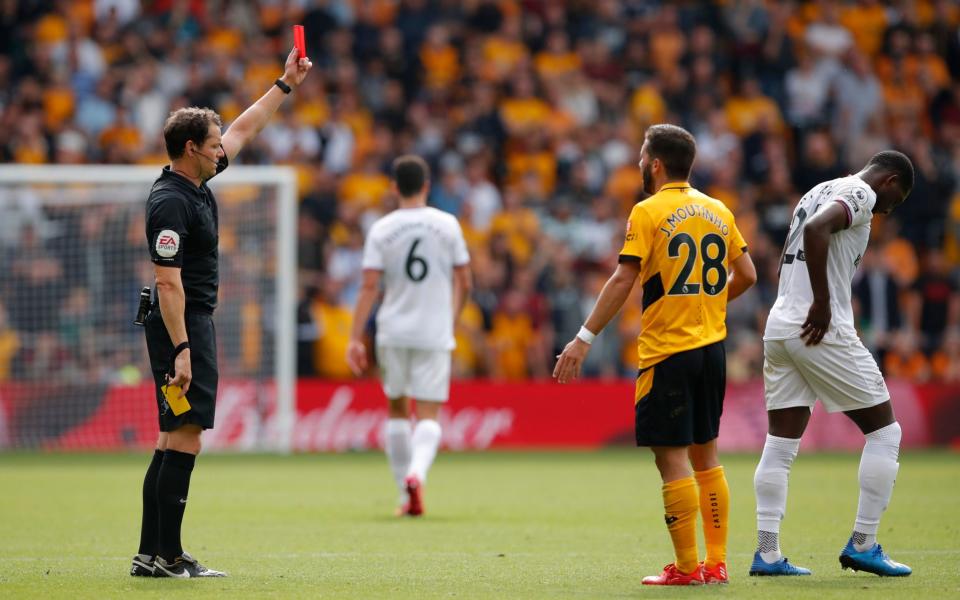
[0,379,941,450]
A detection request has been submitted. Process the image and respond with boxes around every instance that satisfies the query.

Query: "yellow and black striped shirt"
[620,182,747,371]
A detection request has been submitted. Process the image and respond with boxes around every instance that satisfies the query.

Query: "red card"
[293,25,306,59]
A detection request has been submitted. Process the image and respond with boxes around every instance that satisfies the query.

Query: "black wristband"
[171,341,190,362]
[274,78,292,94]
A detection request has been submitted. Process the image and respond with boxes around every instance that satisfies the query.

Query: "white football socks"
[754,434,801,563]
[385,419,413,493]
[408,419,442,484]
[853,422,901,552]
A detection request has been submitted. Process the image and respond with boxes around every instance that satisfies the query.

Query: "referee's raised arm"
[221,47,313,162]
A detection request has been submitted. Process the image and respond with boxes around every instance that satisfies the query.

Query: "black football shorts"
[634,340,725,447]
[144,308,218,431]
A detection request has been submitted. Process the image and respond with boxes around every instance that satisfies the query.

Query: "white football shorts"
[376,346,451,402]
[763,337,890,413]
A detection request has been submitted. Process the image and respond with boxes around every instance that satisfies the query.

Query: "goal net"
[0,165,297,451]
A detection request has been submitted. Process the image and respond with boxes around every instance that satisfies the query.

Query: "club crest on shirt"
[155,230,180,258]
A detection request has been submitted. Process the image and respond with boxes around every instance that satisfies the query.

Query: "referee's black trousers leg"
[137,449,164,557]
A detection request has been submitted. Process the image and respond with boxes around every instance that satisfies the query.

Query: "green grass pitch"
[0,450,957,599]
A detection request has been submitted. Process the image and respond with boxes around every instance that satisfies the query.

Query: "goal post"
[0,164,297,452]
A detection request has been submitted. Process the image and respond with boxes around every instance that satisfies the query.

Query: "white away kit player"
[751,151,915,577]
[347,154,472,517]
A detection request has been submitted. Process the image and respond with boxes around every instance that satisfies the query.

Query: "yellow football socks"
[661,476,700,574]
[695,466,730,568]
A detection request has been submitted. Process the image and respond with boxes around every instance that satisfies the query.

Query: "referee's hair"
[644,124,697,180]
[867,150,914,192]
[163,107,222,159]
[392,155,431,197]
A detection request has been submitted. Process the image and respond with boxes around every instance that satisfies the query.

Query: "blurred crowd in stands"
[1,0,960,384]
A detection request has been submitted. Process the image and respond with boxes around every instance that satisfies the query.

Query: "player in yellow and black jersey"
[554,124,757,586]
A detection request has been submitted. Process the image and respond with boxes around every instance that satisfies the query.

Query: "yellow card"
[161,384,192,416]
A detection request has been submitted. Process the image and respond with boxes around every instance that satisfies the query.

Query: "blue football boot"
[748,551,812,576]
[839,537,912,576]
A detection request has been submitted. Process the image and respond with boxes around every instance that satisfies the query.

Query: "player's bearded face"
[641,157,655,195]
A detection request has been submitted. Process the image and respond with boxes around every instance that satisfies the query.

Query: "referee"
[130,47,312,579]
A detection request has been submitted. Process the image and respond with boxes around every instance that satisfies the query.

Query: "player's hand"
[553,337,590,384]
[346,339,368,376]
[280,46,313,88]
[167,349,192,397]
[801,300,831,346]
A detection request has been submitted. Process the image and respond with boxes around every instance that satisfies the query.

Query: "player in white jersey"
[347,155,472,517]
[751,151,915,577]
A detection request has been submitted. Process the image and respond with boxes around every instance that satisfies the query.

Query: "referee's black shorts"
[634,340,725,447]
[144,308,218,431]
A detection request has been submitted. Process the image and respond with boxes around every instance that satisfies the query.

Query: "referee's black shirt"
[145,157,228,314]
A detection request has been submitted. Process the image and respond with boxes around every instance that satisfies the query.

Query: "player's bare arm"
[347,268,382,375]
[221,48,313,161]
[800,202,848,346]
[452,265,473,320]
[553,260,641,384]
[727,251,757,302]
[154,264,191,397]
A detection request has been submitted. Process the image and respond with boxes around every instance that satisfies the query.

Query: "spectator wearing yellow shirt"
[942,190,960,266]
[453,300,485,377]
[487,289,537,380]
[489,188,540,265]
[840,0,888,57]
[649,5,686,75]
[605,161,645,215]
[33,9,69,45]
[724,77,784,137]
[505,133,557,196]
[499,74,551,138]
[99,106,142,160]
[0,303,19,382]
[630,82,667,130]
[420,24,460,91]
[911,32,952,97]
[42,71,75,131]
[481,17,529,82]
[338,154,392,211]
[883,330,931,382]
[534,29,581,82]
[312,279,354,380]
[931,330,960,382]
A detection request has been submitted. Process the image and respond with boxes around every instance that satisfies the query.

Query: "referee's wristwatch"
[274,78,292,94]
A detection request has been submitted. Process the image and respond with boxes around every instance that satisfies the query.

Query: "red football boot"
[700,562,728,584]
[404,476,424,516]
[641,563,705,586]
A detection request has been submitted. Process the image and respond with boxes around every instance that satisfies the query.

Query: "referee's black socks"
[156,449,196,561]
[137,449,164,557]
